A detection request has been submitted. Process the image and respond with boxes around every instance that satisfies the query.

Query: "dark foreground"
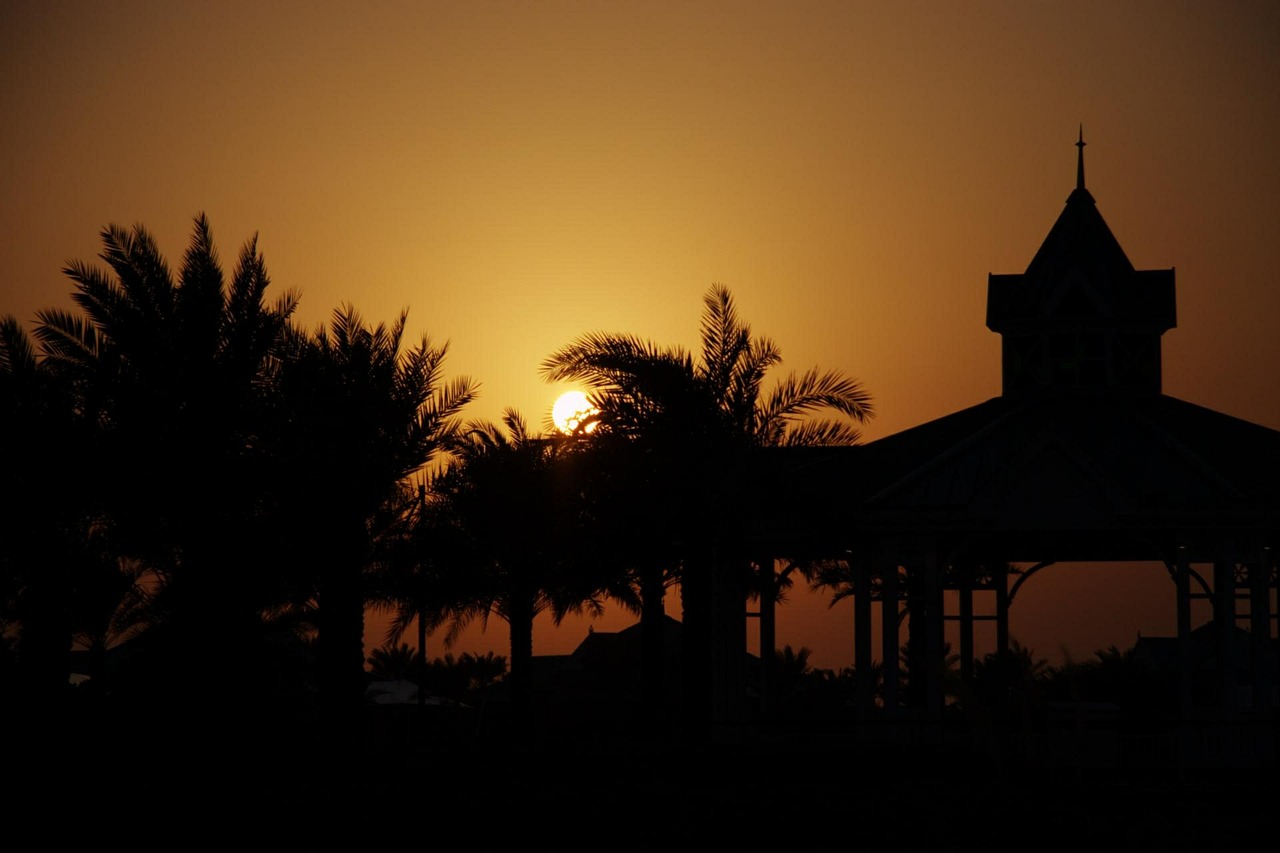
[8,708,1278,852]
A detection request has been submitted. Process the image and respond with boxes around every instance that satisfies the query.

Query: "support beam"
[924,550,944,720]
[959,564,974,685]
[881,563,899,717]
[1214,558,1237,712]
[854,556,873,715]
[1176,547,1192,717]
[996,562,1010,659]
[1251,547,1273,712]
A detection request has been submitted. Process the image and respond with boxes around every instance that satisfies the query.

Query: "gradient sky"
[4,1,1277,670]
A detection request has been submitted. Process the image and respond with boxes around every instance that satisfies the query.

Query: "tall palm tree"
[267,304,476,731]
[366,477,480,706]
[428,409,606,734]
[28,215,301,717]
[541,284,873,735]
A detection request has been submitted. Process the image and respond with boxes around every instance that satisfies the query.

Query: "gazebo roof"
[756,392,1280,562]
[756,135,1280,563]
[850,392,1280,560]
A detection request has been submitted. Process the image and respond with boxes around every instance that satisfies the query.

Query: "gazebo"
[755,132,1280,743]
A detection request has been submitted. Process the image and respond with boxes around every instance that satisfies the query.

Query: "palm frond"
[61,260,131,341]
[541,331,690,387]
[32,308,102,375]
[0,316,37,375]
[765,367,874,419]
[779,419,864,447]
[728,335,781,429]
[698,284,752,399]
[99,222,176,330]
[176,213,227,362]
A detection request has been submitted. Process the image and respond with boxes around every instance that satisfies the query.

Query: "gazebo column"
[881,562,900,717]
[923,549,945,720]
[1250,547,1273,712]
[1176,547,1193,717]
[959,563,975,686]
[1214,557,1238,712]
[854,556,874,716]
[995,562,1010,659]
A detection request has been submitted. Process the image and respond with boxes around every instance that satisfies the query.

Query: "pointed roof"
[986,132,1176,395]
[1019,128,1135,287]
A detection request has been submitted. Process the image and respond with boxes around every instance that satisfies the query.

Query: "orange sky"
[4,1,1277,670]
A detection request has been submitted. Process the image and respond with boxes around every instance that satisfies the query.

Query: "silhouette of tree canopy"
[423,409,607,732]
[366,641,421,681]
[2,216,476,749]
[12,216,303,723]
[366,642,507,704]
[541,284,873,736]
[266,304,476,728]
[366,479,475,685]
[0,315,100,712]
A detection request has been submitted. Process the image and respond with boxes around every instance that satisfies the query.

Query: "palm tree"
[972,637,1050,726]
[541,284,873,736]
[427,409,606,734]
[366,477,483,706]
[28,215,301,718]
[367,642,420,682]
[0,315,93,712]
[267,304,476,732]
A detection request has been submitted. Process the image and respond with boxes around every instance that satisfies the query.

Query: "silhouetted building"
[755,131,1280,754]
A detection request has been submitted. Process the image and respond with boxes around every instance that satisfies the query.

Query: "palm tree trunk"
[318,527,369,749]
[639,561,666,730]
[711,553,748,726]
[507,594,535,742]
[680,550,714,743]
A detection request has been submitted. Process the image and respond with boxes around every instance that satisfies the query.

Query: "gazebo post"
[924,548,945,723]
[996,562,1010,660]
[881,561,900,719]
[1250,546,1272,712]
[854,554,873,716]
[959,563,974,686]
[1176,546,1193,717]
[1214,556,1237,712]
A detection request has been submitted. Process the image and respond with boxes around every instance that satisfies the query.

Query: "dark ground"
[9,709,1278,852]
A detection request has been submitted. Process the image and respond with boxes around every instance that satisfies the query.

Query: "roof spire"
[1076,124,1086,190]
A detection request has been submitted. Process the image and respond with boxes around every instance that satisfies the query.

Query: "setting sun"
[551,390,599,434]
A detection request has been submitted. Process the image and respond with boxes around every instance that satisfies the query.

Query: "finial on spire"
[1076,124,1086,190]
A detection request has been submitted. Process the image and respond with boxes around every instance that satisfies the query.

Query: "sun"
[551,390,600,434]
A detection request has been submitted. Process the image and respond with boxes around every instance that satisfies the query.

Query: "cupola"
[986,129,1176,395]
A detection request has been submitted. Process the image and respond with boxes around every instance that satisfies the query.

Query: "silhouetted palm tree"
[542,284,873,736]
[367,641,420,682]
[773,643,815,698]
[0,315,93,711]
[268,304,476,732]
[972,638,1050,726]
[428,409,605,734]
[412,650,508,703]
[366,478,478,702]
[28,215,300,719]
